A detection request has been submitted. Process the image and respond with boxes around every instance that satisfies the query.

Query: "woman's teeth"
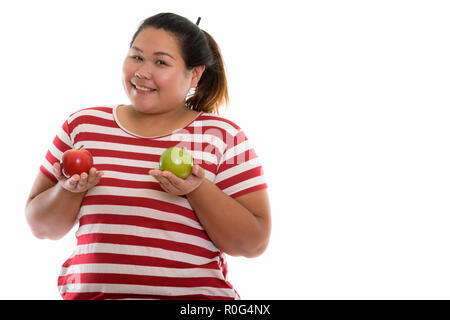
[135,84,155,92]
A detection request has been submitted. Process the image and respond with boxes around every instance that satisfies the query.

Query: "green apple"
[159,147,193,179]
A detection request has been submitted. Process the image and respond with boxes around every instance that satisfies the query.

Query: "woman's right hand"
[53,162,104,193]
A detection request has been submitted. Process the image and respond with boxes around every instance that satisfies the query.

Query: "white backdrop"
[1,0,450,299]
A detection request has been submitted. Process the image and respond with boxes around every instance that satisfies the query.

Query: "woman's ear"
[190,65,206,88]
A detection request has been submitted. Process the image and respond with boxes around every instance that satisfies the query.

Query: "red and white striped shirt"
[40,105,267,300]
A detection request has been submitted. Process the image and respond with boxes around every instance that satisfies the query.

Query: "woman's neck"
[129,104,190,126]
[118,104,199,137]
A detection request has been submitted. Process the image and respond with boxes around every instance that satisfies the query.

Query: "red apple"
[61,145,94,178]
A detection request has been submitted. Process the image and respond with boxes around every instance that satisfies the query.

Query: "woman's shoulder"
[68,105,114,117]
[198,111,243,136]
[65,105,115,123]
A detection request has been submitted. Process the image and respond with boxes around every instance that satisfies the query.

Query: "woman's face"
[122,27,203,114]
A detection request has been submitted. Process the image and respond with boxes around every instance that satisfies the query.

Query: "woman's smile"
[130,81,158,94]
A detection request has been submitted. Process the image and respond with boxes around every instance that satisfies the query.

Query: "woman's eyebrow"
[131,46,175,60]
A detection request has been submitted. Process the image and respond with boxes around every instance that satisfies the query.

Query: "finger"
[149,170,165,184]
[157,174,171,185]
[77,172,89,189]
[192,165,205,179]
[149,169,162,176]
[159,171,173,185]
[92,170,104,186]
[66,174,80,189]
[158,175,174,190]
[53,162,63,180]
[161,171,183,187]
[86,167,98,185]
[159,183,171,193]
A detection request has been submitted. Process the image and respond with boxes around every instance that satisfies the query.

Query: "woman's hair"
[130,13,229,114]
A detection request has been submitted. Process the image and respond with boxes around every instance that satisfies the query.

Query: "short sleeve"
[39,118,73,183]
[214,129,267,198]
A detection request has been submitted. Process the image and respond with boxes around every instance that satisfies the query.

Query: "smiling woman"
[25,12,270,300]
[126,13,228,115]
[122,27,201,116]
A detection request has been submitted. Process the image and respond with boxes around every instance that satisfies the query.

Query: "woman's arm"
[186,179,271,257]
[25,163,103,240]
[149,165,271,257]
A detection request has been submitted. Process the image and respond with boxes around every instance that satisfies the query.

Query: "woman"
[25,12,271,300]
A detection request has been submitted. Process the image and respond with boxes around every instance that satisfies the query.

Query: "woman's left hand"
[149,165,205,196]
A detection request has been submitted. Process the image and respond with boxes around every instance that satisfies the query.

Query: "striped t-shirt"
[40,105,267,300]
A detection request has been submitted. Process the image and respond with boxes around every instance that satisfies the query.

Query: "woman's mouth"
[131,82,157,94]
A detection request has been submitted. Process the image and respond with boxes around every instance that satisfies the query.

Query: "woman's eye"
[156,60,167,66]
[130,55,143,61]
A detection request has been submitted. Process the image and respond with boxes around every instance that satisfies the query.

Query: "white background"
[1,0,450,299]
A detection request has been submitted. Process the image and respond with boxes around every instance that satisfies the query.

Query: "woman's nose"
[134,65,152,79]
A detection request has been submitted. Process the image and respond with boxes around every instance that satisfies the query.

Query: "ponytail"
[186,30,229,114]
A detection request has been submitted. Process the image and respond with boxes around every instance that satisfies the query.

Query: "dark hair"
[130,13,229,114]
